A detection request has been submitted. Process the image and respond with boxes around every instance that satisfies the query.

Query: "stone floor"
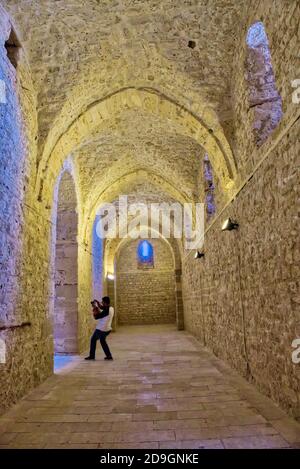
[54,354,79,373]
[0,325,300,449]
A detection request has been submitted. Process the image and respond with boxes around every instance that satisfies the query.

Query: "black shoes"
[85,356,113,360]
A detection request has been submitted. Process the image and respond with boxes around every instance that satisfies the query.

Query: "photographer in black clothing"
[85,296,114,360]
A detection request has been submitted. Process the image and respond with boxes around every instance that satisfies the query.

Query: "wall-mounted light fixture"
[194,251,205,259]
[221,218,239,231]
[107,273,115,280]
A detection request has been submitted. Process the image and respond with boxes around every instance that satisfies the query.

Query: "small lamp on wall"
[194,251,205,259]
[221,218,239,231]
[107,273,115,280]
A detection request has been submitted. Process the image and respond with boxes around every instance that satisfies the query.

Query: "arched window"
[137,240,154,268]
[246,21,282,146]
[203,153,215,220]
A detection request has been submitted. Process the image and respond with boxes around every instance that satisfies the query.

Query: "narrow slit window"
[203,153,215,220]
[246,22,282,146]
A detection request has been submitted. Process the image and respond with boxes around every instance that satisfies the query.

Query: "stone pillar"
[54,172,78,354]
[107,277,116,330]
[175,268,184,330]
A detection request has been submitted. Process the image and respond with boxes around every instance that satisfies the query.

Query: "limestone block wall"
[78,233,96,353]
[231,1,299,174]
[182,0,300,419]
[0,8,92,412]
[116,239,176,325]
[0,11,25,328]
[183,121,299,418]
[0,160,56,415]
[0,7,51,414]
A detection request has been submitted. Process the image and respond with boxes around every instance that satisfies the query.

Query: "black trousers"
[89,329,112,359]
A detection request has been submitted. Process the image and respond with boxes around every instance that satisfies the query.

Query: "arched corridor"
[0,0,299,451]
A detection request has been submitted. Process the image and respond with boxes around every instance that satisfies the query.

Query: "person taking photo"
[85,296,114,361]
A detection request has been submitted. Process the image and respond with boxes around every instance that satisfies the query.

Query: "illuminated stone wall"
[116,238,176,325]
[182,1,300,419]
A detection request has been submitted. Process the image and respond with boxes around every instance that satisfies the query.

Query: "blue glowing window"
[204,153,215,219]
[137,240,154,267]
[246,21,268,48]
[245,22,282,146]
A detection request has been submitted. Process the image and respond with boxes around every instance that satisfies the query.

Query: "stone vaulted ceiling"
[74,109,203,207]
[3,0,247,217]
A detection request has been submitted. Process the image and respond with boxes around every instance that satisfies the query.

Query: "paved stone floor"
[0,325,300,449]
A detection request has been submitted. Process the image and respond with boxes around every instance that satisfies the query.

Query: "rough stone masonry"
[0,0,299,424]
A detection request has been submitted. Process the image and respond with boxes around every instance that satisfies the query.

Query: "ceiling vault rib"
[37,87,236,202]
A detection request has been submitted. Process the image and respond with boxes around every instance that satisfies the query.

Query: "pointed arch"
[36,88,237,204]
[82,168,192,244]
[137,240,154,268]
[203,153,216,220]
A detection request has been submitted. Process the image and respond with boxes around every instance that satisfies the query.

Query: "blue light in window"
[137,240,154,264]
[204,153,215,219]
[246,21,283,146]
[246,21,268,48]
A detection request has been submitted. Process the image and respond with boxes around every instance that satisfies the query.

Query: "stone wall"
[231,0,299,174]
[116,239,176,325]
[183,121,299,418]
[0,6,53,414]
[182,0,300,419]
[0,10,25,330]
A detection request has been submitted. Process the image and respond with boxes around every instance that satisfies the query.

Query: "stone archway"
[36,87,237,205]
